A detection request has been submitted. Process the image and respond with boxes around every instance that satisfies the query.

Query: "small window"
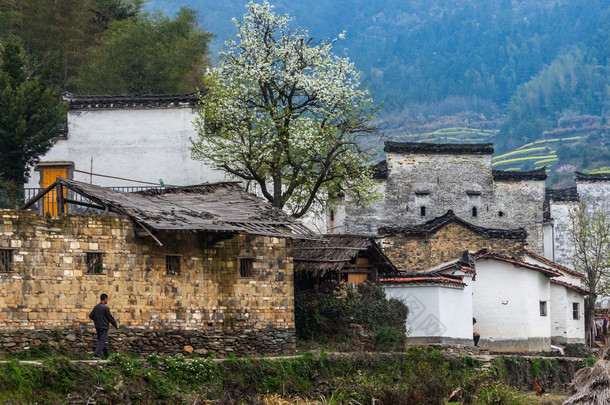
[166,255,181,276]
[498,211,504,217]
[420,206,426,217]
[0,249,13,272]
[572,303,580,320]
[86,252,104,274]
[240,258,253,278]
[472,207,478,217]
[540,301,547,317]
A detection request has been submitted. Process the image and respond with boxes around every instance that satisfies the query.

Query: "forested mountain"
[148,0,610,182]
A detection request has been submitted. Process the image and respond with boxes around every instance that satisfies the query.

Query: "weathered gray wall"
[343,151,545,254]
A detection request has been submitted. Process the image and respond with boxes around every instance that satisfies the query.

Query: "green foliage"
[72,7,213,94]
[295,282,408,347]
[0,36,66,185]
[373,326,407,352]
[192,1,381,218]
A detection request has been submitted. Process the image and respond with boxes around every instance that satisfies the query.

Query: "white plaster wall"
[548,202,578,269]
[550,284,585,343]
[543,222,554,261]
[26,107,226,188]
[524,254,583,286]
[473,259,551,348]
[383,284,471,343]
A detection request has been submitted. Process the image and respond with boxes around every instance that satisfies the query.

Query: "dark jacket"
[89,302,117,330]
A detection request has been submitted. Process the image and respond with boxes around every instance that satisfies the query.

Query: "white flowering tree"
[191,1,380,218]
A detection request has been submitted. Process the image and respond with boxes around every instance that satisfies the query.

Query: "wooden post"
[57,183,65,214]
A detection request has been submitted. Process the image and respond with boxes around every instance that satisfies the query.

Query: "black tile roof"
[63,92,199,109]
[372,160,388,179]
[384,141,494,155]
[543,187,579,220]
[575,171,610,183]
[378,210,527,239]
[492,167,547,181]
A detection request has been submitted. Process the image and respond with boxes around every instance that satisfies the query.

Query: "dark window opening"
[499,211,504,217]
[240,258,253,278]
[166,255,181,276]
[330,210,335,221]
[472,207,478,217]
[0,249,13,272]
[86,252,103,274]
[420,206,426,217]
[572,303,580,320]
[540,301,547,317]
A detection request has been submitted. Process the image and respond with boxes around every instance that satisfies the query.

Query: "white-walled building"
[382,250,586,352]
[25,93,226,193]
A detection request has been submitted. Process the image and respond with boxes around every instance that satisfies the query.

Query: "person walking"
[89,293,118,359]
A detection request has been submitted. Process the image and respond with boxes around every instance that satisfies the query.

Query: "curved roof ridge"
[492,167,547,181]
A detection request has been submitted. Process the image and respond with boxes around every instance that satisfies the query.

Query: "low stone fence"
[0,327,296,358]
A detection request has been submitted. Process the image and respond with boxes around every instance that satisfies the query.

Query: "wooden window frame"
[85,251,104,274]
[240,258,254,278]
[540,301,548,317]
[0,248,14,272]
[572,302,580,320]
[166,255,181,276]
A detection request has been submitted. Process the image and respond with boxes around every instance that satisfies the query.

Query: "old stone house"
[1,178,314,356]
[337,142,547,254]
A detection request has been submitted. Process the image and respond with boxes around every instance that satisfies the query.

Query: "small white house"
[382,259,474,346]
[382,250,586,352]
[524,251,587,344]
[26,93,226,193]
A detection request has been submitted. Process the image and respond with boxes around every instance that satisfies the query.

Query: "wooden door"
[347,273,368,284]
[41,166,68,216]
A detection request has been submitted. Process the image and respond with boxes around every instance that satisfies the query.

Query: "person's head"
[100,293,108,304]
[473,317,477,325]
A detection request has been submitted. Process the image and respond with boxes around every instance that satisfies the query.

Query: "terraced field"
[392,127,497,144]
[492,137,583,171]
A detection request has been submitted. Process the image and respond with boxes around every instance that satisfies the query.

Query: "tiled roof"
[550,279,589,295]
[524,250,584,279]
[492,167,547,181]
[378,210,527,239]
[372,160,388,179]
[292,234,398,275]
[575,172,610,183]
[384,141,494,155]
[475,251,562,277]
[543,187,579,220]
[380,272,466,288]
[63,92,199,109]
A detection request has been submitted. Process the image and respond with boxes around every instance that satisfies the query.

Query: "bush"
[374,326,407,352]
[295,281,408,348]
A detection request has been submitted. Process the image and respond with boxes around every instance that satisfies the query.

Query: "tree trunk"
[586,292,597,347]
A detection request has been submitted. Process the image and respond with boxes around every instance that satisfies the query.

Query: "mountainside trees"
[0,37,66,187]
[191,1,380,218]
[72,7,213,94]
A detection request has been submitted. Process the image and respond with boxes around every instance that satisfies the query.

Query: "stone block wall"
[382,222,527,272]
[0,210,295,356]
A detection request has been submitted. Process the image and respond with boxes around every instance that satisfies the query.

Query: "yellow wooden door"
[41,166,68,216]
[347,273,368,284]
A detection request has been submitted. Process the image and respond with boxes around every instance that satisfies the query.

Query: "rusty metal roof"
[22,178,316,240]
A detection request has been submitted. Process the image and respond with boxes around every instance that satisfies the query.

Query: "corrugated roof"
[384,141,494,155]
[23,178,316,240]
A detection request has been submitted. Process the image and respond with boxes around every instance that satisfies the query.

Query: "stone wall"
[382,222,527,271]
[342,151,545,254]
[0,210,295,356]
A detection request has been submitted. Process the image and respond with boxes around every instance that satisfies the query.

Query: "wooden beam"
[63,198,105,211]
[20,181,58,210]
[57,183,65,214]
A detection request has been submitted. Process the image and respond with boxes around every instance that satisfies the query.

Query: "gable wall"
[0,210,295,356]
[381,222,527,272]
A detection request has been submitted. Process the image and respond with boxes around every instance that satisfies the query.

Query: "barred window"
[240,258,253,278]
[166,255,181,276]
[86,252,104,274]
[0,249,13,272]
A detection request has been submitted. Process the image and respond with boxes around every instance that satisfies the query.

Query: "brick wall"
[0,210,295,356]
[382,222,527,272]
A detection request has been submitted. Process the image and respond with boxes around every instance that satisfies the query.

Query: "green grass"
[492,155,558,166]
